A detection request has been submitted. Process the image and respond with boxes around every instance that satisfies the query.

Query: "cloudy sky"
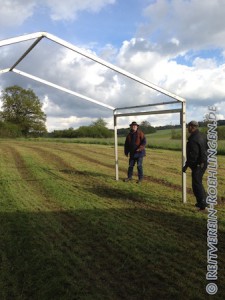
[0,0,225,131]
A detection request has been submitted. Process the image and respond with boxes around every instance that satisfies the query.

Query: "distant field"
[0,140,224,299]
[30,128,225,154]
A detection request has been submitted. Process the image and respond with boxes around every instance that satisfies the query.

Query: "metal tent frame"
[0,32,187,203]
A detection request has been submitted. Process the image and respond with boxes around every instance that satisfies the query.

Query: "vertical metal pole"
[182,101,187,203]
[114,113,119,180]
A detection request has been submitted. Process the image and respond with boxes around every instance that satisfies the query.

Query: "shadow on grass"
[88,184,145,202]
[0,208,224,300]
[59,168,113,179]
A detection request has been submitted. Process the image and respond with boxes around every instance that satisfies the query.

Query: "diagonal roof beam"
[0,68,10,74]
[9,36,44,71]
[0,32,45,47]
[0,32,186,107]
[0,32,185,103]
[12,68,115,110]
[44,32,186,103]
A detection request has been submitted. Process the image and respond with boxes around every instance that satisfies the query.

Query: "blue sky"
[0,0,225,131]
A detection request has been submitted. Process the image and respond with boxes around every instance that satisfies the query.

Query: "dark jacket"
[124,129,146,158]
[185,129,207,169]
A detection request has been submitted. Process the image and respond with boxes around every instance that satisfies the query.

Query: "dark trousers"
[128,157,143,179]
[191,165,207,209]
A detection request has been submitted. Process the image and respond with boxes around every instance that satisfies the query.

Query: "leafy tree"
[140,121,151,127]
[1,85,47,136]
[139,121,156,134]
[91,118,107,128]
[0,121,22,138]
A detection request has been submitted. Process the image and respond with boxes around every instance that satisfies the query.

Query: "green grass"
[21,127,225,154]
[0,140,225,299]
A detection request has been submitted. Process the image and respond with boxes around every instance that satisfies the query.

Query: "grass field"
[0,140,224,299]
[31,128,225,154]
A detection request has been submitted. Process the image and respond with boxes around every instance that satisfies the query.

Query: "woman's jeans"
[128,157,143,180]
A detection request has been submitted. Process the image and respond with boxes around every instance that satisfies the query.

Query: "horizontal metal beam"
[114,109,181,118]
[12,69,115,111]
[114,101,179,111]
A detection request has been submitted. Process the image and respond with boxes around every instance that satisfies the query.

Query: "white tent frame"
[0,32,187,203]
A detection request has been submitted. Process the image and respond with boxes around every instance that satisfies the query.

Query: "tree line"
[49,120,156,138]
[1,85,224,139]
[0,85,157,138]
[49,119,114,138]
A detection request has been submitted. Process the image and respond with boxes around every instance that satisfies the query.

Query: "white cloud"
[45,0,116,21]
[42,95,62,116]
[0,0,36,28]
[46,115,94,131]
[1,35,225,129]
[1,0,225,130]
[115,38,225,106]
[214,102,225,120]
[0,0,116,28]
[141,0,225,53]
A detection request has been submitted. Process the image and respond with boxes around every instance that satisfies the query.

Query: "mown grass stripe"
[0,140,224,299]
